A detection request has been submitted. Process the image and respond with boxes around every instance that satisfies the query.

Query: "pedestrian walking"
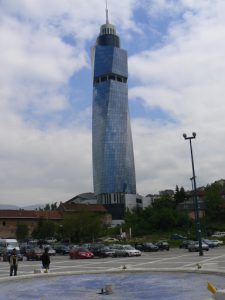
[41,247,50,272]
[9,248,18,276]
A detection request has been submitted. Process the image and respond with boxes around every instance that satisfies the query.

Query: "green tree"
[16,223,29,241]
[174,186,187,205]
[124,193,192,236]
[204,183,225,224]
[32,218,56,239]
[62,211,104,243]
[51,202,58,210]
[44,203,50,211]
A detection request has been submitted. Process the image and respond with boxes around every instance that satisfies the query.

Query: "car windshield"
[34,248,42,253]
[77,248,88,252]
[102,247,112,251]
[7,242,19,248]
[8,250,21,255]
[123,245,134,250]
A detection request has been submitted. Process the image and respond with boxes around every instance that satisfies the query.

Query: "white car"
[121,245,142,257]
[212,232,225,238]
[111,244,141,257]
[43,245,56,256]
[103,237,119,243]
[211,240,223,246]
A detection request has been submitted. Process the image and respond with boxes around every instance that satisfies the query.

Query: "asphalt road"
[1,247,225,279]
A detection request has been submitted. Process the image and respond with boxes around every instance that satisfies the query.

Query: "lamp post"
[183,132,203,256]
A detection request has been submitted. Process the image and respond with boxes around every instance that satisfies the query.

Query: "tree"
[62,211,104,243]
[124,193,192,235]
[204,183,225,225]
[174,186,187,205]
[44,204,50,211]
[16,223,29,241]
[32,218,56,240]
[38,202,58,211]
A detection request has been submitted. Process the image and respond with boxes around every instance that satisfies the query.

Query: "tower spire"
[105,0,109,24]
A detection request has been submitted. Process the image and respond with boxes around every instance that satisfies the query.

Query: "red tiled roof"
[59,203,107,213]
[0,210,63,219]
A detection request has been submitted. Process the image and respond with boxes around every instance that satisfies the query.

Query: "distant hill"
[0,203,46,210]
[0,204,19,210]
[22,204,45,210]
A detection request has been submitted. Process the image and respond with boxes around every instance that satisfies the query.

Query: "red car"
[69,247,94,259]
[26,248,43,261]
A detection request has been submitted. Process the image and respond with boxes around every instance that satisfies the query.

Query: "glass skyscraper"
[91,15,136,219]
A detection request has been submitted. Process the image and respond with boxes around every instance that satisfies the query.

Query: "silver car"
[188,241,209,252]
[111,244,141,257]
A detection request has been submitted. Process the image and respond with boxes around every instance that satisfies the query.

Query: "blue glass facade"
[92,22,136,201]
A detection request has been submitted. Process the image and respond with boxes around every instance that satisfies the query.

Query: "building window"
[109,75,115,80]
[2,221,6,226]
[101,76,107,82]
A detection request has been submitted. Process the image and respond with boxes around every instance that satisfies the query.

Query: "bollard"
[105,285,113,295]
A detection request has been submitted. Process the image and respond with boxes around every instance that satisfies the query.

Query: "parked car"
[179,240,194,249]
[202,239,219,248]
[20,244,33,256]
[26,248,43,261]
[188,241,209,252]
[2,249,23,262]
[0,246,5,256]
[42,245,56,256]
[121,245,141,256]
[0,238,20,251]
[102,237,119,243]
[211,240,223,246]
[90,246,116,258]
[155,241,170,251]
[69,247,94,259]
[111,244,141,257]
[54,244,70,255]
[212,232,225,238]
[135,243,159,252]
[45,237,57,244]
[88,244,108,256]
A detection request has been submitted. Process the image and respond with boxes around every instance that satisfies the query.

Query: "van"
[0,238,20,251]
[211,232,225,238]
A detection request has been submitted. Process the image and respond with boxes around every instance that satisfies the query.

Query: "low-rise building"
[58,202,111,226]
[0,210,63,238]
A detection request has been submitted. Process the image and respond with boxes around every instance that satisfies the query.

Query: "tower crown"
[100,23,116,36]
[96,0,120,47]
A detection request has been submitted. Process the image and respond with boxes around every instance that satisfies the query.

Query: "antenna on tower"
[105,0,109,24]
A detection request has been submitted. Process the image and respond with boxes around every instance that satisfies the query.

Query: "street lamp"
[183,132,203,256]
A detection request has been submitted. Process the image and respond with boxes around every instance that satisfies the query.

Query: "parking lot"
[1,247,225,279]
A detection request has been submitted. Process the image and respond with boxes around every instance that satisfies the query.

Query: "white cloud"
[1,0,225,206]
[0,0,140,206]
[129,0,225,194]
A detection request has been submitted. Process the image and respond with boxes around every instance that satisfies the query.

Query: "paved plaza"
[1,247,225,280]
[1,248,225,299]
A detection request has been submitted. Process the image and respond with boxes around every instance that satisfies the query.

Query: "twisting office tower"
[92,8,136,221]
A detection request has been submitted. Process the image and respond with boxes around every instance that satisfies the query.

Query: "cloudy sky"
[1,0,225,207]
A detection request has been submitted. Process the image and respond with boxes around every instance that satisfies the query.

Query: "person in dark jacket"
[41,247,50,271]
[9,248,18,276]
